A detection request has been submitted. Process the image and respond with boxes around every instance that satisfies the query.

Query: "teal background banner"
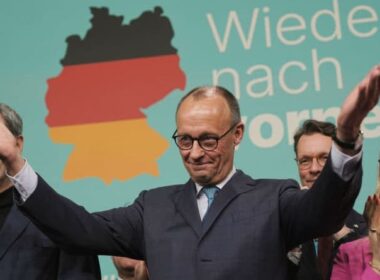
[1,1,379,278]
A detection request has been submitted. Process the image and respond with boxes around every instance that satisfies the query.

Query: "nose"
[309,158,322,173]
[189,140,205,159]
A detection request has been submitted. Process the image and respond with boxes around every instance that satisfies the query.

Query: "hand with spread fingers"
[336,66,380,154]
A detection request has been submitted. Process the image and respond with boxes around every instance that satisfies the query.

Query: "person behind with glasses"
[0,66,379,280]
[288,120,367,280]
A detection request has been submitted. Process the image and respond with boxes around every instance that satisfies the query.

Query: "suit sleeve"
[57,250,101,280]
[15,174,146,259]
[280,156,362,249]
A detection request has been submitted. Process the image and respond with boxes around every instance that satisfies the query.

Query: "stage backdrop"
[1,1,379,278]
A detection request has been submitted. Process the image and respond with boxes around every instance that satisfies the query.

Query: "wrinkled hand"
[0,121,24,175]
[337,66,380,141]
[365,194,380,274]
[112,256,149,280]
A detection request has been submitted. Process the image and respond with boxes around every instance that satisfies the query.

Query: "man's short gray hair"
[0,103,23,137]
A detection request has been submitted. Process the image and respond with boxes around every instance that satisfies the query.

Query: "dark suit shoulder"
[253,178,299,186]
[251,178,300,194]
[140,183,190,201]
[234,169,299,189]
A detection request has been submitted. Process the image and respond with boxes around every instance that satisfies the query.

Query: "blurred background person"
[0,103,101,279]
[288,120,367,280]
[331,155,380,279]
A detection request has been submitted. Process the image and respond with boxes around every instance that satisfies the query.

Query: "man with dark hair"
[0,66,379,280]
[0,103,101,279]
[288,119,367,280]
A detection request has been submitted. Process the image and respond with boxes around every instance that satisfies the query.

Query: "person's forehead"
[297,133,332,153]
[177,95,230,119]
[175,97,232,135]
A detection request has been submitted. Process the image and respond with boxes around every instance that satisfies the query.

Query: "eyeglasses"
[172,123,237,151]
[295,155,329,170]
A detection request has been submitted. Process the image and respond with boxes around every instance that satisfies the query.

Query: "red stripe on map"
[45,54,186,127]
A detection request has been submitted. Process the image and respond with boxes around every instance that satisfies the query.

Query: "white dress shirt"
[195,167,236,220]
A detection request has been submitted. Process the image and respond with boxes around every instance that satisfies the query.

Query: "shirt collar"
[195,167,236,196]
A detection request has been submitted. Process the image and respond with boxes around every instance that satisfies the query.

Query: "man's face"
[296,133,332,188]
[175,95,243,185]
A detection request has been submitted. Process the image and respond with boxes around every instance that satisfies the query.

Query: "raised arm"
[335,65,380,155]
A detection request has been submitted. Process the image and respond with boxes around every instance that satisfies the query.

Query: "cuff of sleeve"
[331,143,362,181]
[6,160,38,202]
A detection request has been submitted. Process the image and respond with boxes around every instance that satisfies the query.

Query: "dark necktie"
[201,186,219,210]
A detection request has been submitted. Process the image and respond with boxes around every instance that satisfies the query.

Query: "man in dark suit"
[0,104,101,280]
[287,120,368,280]
[0,66,379,280]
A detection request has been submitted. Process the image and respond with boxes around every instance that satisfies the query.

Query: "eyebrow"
[298,152,329,159]
[177,130,220,138]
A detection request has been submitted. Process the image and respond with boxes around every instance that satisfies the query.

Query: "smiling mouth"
[189,162,210,169]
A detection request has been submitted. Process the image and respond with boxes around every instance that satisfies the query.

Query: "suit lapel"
[0,205,30,260]
[201,170,256,237]
[174,180,202,238]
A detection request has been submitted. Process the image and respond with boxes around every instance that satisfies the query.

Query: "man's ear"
[16,135,24,152]
[234,122,244,146]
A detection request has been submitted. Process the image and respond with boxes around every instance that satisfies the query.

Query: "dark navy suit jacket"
[288,209,367,280]
[0,205,101,279]
[18,158,362,280]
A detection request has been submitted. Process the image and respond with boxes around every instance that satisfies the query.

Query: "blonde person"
[331,155,380,279]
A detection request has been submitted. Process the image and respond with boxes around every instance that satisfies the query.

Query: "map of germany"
[44,7,186,184]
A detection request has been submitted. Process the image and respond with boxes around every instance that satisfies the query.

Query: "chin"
[303,183,313,188]
[191,174,212,185]
[194,176,210,184]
